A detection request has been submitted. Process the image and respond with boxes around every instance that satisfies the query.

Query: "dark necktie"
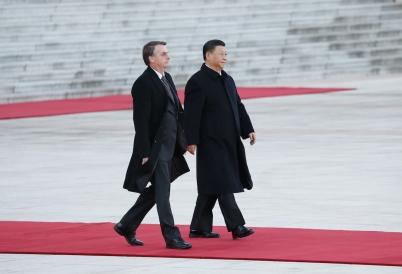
[161,75,175,105]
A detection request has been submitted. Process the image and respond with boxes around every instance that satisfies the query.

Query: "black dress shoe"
[231,226,254,240]
[189,230,220,238]
[166,237,192,249]
[114,223,143,246]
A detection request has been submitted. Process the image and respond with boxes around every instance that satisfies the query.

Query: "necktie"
[161,75,175,105]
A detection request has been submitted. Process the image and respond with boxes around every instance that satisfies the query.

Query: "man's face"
[207,46,227,70]
[149,45,170,69]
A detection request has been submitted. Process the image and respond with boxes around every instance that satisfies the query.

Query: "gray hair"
[142,41,167,66]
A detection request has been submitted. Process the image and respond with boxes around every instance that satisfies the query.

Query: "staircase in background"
[1,0,401,103]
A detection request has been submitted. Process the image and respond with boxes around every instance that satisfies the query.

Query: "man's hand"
[249,132,256,146]
[187,145,197,155]
[142,158,149,165]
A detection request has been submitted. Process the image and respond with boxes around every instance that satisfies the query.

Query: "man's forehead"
[214,46,226,51]
[155,44,168,53]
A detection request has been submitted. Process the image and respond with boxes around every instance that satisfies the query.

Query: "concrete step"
[3,53,401,91]
[295,29,402,44]
[7,47,402,82]
[370,57,402,66]
[4,9,401,37]
[1,2,397,25]
[332,11,402,24]
[3,62,400,97]
[226,57,402,75]
[230,65,401,85]
[1,36,401,77]
[0,21,402,59]
[1,77,130,95]
[0,52,353,82]
[2,0,391,17]
[0,15,329,36]
[347,46,402,58]
[2,0,392,4]
[0,85,129,104]
[0,44,312,73]
[288,22,384,35]
[3,13,402,46]
[2,66,142,83]
[1,0,401,102]
[0,1,343,16]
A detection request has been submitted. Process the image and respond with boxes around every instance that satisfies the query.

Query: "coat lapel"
[222,72,241,135]
[201,64,240,133]
[148,67,179,108]
[222,71,237,111]
[147,67,168,101]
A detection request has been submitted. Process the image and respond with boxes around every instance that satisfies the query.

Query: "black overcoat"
[123,67,189,193]
[184,64,254,195]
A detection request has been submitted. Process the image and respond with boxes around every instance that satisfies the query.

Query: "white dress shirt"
[151,67,164,79]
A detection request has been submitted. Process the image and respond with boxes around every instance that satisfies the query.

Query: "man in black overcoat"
[184,40,256,240]
[114,41,192,249]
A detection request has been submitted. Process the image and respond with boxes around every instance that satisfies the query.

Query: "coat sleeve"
[184,77,205,145]
[232,77,254,139]
[132,78,152,158]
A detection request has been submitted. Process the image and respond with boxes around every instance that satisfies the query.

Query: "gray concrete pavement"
[0,74,401,273]
[1,254,402,274]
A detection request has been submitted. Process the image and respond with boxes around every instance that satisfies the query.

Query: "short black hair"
[142,41,167,66]
[203,39,225,61]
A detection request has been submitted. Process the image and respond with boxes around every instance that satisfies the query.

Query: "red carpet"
[0,87,353,120]
[0,221,401,266]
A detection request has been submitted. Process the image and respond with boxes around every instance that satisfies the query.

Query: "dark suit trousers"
[119,159,181,241]
[190,193,245,232]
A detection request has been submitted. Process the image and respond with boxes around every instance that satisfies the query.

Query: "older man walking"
[114,41,192,249]
[184,39,256,240]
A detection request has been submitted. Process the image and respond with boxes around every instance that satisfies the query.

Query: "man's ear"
[148,55,154,64]
[205,51,211,61]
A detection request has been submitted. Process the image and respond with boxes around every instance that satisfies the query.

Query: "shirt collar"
[201,63,227,80]
[205,63,221,75]
[150,67,164,79]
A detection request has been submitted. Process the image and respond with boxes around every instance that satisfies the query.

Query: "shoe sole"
[189,234,220,238]
[166,245,192,249]
[114,225,143,246]
[232,229,255,240]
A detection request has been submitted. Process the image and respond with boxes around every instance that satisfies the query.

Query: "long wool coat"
[184,64,254,195]
[123,67,189,193]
